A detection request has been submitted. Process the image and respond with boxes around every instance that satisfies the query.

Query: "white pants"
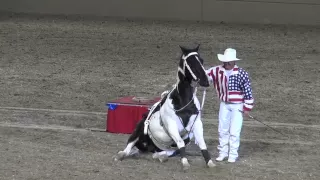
[217,101,243,159]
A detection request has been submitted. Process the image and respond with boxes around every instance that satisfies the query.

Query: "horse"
[113,45,216,171]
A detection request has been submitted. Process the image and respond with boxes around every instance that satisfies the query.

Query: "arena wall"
[0,0,319,25]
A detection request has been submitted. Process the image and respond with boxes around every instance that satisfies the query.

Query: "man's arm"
[205,68,215,85]
[241,71,254,111]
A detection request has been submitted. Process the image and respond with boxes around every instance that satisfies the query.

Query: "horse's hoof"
[114,151,126,161]
[113,154,120,161]
[207,160,216,168]
[181,157,190,172]
[152,153,159,159]
[113,156,119,161]
[159,154,168,163]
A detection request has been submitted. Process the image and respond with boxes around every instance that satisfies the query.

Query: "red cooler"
[106,96,161,134]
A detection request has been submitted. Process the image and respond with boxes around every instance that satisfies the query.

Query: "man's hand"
[238,109,251,118]
[242,110,250,118]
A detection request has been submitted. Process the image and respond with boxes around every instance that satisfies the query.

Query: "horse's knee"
[176,139,186,149]
[198,142,207,150]
[194,137,207,150]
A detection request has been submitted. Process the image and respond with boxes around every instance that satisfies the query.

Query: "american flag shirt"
[206,65,254,111]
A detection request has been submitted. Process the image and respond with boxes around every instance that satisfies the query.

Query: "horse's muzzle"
[200,80,209,87]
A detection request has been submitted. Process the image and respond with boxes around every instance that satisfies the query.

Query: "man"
[206,48,254,163]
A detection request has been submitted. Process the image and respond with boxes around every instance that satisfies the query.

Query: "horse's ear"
[195,44,200,52]
[179,45,187,54]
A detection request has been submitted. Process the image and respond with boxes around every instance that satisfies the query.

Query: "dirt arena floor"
[0,13,319,180]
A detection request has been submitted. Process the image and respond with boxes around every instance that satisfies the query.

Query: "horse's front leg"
[164,121,190,171]
[192,118,216,168]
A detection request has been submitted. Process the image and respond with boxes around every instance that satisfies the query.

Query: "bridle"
[178,52,202,84]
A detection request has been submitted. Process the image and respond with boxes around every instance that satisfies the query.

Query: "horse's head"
[177,44,209,87]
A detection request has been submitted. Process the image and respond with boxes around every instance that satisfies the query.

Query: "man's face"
[223,61,236,70]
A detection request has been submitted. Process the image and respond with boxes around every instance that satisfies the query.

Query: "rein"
[182,88,206,140]
[174,85,195,112]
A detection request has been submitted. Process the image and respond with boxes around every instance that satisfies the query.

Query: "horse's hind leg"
[114,119,145,161]
[114,138,139,161]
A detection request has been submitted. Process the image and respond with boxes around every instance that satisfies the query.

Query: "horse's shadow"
[190,138,272,160]
[120,137,271,162]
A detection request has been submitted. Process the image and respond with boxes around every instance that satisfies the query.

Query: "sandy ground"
[0,13,319,180]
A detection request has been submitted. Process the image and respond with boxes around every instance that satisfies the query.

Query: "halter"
[174,51,202,112]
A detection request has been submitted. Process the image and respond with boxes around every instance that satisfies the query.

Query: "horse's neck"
[174,80,194,108]
[168,80,198,128]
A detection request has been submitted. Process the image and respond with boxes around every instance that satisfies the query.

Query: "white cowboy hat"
[217,48,241,62]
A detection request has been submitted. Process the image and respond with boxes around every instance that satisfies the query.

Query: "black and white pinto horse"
[114,45,215,170]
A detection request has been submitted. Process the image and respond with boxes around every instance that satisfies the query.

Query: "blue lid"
[106,103,118,110]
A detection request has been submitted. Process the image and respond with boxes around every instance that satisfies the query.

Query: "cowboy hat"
[217,48,241,62]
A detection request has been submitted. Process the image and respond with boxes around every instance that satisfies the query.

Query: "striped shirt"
[206,65,254,111]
